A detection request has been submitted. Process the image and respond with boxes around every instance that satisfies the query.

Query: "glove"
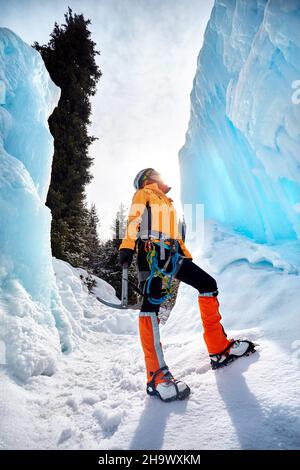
[119,248,134,268]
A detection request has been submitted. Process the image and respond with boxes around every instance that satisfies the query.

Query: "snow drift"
[180,0,300,243]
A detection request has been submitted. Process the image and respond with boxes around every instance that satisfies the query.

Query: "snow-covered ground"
[1,223,299,450]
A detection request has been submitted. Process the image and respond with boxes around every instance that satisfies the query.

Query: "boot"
[210,339,256,369]
[147,366,190,402]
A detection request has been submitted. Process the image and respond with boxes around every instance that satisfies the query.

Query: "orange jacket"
[119,182,192,259]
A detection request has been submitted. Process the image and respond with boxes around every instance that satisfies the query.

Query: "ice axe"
[96,263,134,309]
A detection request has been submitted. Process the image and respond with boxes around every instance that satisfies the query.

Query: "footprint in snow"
[82,391,107,405]
[93,406,124,438]
[183,364,211,376]
[58,428,72,445]
[65,398,79,412]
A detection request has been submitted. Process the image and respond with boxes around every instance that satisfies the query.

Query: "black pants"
[137,240,218,313]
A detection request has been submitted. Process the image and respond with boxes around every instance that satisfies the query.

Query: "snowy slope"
[1,239,300,450]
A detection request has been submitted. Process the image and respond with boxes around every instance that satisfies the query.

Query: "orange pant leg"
[139,312,167,384]
[198,296,231,354]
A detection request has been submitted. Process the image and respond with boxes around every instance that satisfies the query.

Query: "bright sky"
[0,0,213,239]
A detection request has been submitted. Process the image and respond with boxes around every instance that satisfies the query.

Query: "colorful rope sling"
[144,239,182,305]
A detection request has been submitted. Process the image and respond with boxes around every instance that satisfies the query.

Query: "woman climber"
[119,168,255,402]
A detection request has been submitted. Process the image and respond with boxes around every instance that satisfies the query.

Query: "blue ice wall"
[180,0,300,243]
[0,28,60,303]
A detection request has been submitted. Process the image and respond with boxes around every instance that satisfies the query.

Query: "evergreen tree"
[34,8,102,266]
[96,204,138,304]
[85,204,102,273]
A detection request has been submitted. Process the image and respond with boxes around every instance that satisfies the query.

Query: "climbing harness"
[96,239,183,309]
[144,238,183,305]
